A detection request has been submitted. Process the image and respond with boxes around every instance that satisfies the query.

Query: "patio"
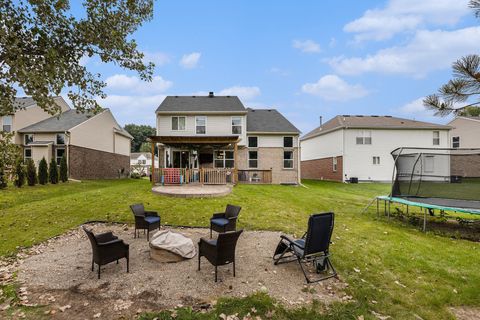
[151,184,232,198]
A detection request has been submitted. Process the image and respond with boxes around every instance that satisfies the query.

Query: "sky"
[70,0,480,133]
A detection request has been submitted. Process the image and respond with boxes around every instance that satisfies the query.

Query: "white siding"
[114,133,131,156]
[300,129,344,161]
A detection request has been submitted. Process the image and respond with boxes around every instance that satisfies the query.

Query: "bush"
[26,159,37,186]
[49,158,58,184]
[38,157,48,185]
[59,155,68,182]
[130,172,141,179]
[13,159,25,188]
[0,166,7,189]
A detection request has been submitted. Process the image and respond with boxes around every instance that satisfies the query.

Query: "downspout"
[65,131,71,179]
[297,135,301,184]
[342,128,346,182]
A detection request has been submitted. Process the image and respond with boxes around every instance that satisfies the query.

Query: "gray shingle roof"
[302,115,451,140]
[247,108,300,134]
[18,109,96,133]
[156,95,246,113]
[13,97,37,109]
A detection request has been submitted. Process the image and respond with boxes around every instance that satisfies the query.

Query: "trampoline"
[374,147,480,231]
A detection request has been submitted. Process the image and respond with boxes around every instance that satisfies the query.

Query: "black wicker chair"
[83,226,129,279]
[130,203,161,240]
[210,204,241,238]
[273,212,337,283]
[198,229,243,282]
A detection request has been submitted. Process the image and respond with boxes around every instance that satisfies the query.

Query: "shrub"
[49,158,58,184]
[0,166,7,189]
[38,157,48,185]
[59,155,68,182]
[13,159,25,188]
[26,159,37,186]
[130,172,141,179]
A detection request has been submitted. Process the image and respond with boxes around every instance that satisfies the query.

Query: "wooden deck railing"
[237,170,272,184]
[153,168,234,185]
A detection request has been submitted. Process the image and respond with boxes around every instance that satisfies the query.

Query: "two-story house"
[150,93,301,184]
[300,115,451,182]
[447,116,480,148]
[130,152,159,175]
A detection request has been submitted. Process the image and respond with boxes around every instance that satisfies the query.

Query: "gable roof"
[156,95,246,113]
[302,115,451,141]
[18,109,98,133]
[130,152,158,160]
[247,108,300,134]
[13,97,37,109]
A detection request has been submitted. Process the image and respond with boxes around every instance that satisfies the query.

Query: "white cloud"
[330,27,480,77]
[143,51,170,66]
[218,86,261,101]
[105,74,172,94]
[292,39,321,53]
[301,75,368,101]
[344,0,470,41]
[179,52,201,69]
[396,97,449,122]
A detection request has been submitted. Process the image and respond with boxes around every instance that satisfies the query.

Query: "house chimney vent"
[209,91,214,97]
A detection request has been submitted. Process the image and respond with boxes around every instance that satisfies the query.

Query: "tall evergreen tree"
[13,159,25,188]
[59,155,68,183]
[38,157,48,185]
[49,159,59,184]
[26,159,37,186]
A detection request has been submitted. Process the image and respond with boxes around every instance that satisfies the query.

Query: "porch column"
[233,142,238,185]
[151,140,155,185]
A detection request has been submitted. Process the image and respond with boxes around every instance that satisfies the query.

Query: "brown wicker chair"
[210,204,241,238]
[198,229,243,282]
[83,226,129,279]
[130,203,161,240]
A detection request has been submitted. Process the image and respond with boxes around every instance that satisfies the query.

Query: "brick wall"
[69,145,130,180]
[301,156,343,182]
[451,154,480,177]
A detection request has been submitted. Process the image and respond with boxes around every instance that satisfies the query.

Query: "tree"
[424,1,480,117]
[124,124,156,152]
[38,157,48,185]
[13,159,25,188]
[0,0,155,116]
[60,155,68,182]
[26,159,37,186]
[0,131,21,188]
[49,159,59,184]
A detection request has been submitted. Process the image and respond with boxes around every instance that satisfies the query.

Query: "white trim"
[195,115,207,135]
[247,136,258,148]
[156,111,247,115]
[283,150,294,169]
[247,149,258,169]
[171,116,187,131]
[283,136,294,148]
[231,116,242,135]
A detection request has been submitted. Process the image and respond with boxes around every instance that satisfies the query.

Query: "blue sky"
[76,0,479,133]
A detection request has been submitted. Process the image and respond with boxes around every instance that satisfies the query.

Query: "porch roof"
[148,135,240,146]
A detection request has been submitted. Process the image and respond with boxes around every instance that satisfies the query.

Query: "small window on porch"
[248,151,258,168]
[196,116,206,134]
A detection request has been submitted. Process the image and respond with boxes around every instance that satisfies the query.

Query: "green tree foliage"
[26,159,37,186]
[38,157,49,185]
[423,1,480,117]
[0,131,21,188]
[0,0,155,116]
[13,159,25,188]
[49,159,59,184]
[59,155,68,182]
[124,124,156,152]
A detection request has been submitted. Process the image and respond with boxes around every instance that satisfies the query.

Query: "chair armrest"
[211,212,226,219]
[95,232,117,243]
[145,211,158,217]
[280,235,304,249]
[227,216,238,221]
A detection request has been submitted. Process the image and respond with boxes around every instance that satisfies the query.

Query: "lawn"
[1,179,479,319]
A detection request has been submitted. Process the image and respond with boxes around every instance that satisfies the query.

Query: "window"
[373,156,380,165]
[24,134,34,145]
[2,116,12,132]
[24,148,32,161]
[138,159,146,165]
[248,151,258,168]
[283,151,294,169]
[248,136,258,148]
[56,148,65,164]
[214,150,235,168]
[356,130,372,145]
[56,133,65,145]
[196,116,206,134]
[283,136,293,148]
[452,136,460,148]
[332,157,337,172]
[232,117,242,134]
[172,116,186,131]
[433,131,440,146]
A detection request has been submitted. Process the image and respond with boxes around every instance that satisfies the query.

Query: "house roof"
[13,97,37,109]
[130,152,158,160]
[301,115,451,141]
[18,109,97,133]
[247,108,300,134]
[156,95,246,113]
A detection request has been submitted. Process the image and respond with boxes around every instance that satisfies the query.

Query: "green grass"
[1,179,480,319]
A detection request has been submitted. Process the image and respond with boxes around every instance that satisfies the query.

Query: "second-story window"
[56,133,66,145]
[356,130,372,145]
[2,116,12,132]
[248,136,258,148]
[172,116,186,131]
[196,116,206,134]
[452,136,460,148]
[433,131,440,145]
[283,136,293,148]
[24,134,34,145]
[232,116,242,134]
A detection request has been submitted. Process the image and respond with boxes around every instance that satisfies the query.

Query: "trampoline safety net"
[391,148,480,203]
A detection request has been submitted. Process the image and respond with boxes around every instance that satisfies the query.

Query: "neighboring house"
[3,97,133,180]
[151,92,301,184]
[300,115,451,182]
[130,152,159,175]
[447,116,480,148]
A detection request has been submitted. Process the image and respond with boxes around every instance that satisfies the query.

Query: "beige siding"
[31,145,52,167]
[448,117,480,148]
[248,135,299,148]
[114,133,131,156]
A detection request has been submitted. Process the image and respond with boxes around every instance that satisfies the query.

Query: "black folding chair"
[273,212,337,283]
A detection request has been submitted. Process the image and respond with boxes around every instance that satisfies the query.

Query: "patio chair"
[273,212,337,283]
[82,226,129,279]
[198,229,243,282]
[210,204,241,238]
[130,203,161,241]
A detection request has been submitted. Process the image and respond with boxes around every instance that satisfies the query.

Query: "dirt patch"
[4,224,347,319]
[450,307,480,320]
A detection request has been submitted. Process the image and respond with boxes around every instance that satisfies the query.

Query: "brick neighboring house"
[150,93,301,184]
[4,97,133,180]
[300,115,451,182]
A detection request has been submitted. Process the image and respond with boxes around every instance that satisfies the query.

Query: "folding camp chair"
[273,212,337,283]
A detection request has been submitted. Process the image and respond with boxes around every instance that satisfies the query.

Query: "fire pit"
[149,230,196,263]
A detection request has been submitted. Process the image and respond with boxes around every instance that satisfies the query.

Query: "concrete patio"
[151,184,233,198]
